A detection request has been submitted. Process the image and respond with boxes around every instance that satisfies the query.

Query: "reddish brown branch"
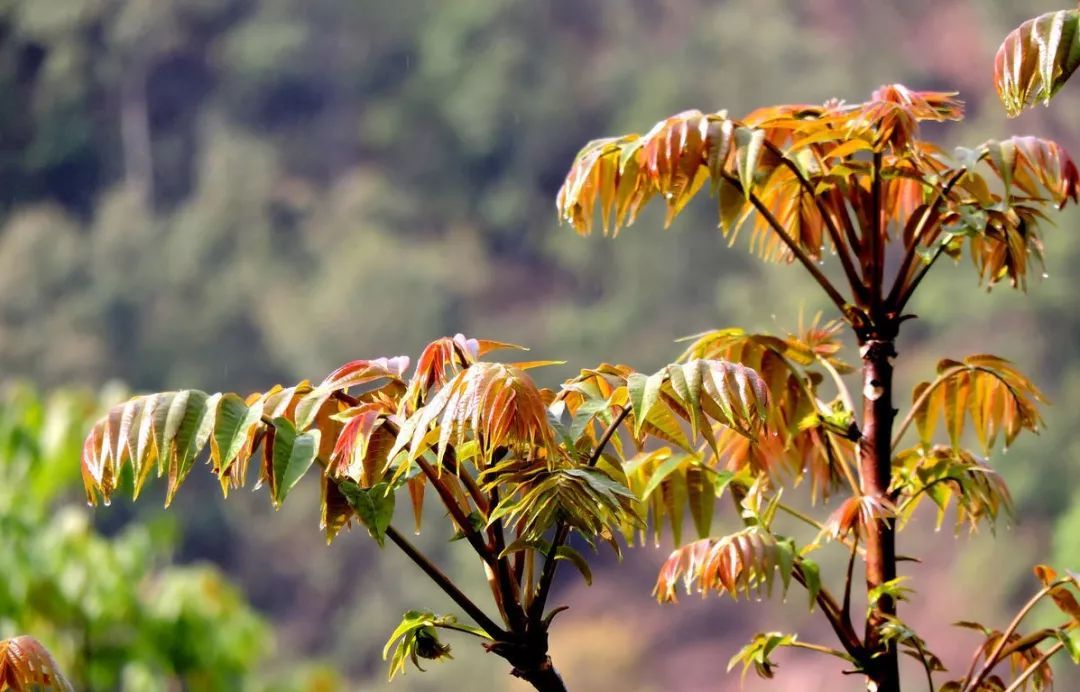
[385,525,507,639]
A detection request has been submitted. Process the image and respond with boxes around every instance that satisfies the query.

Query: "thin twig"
[787,640,857,662]
[992,627,1062,662]
[450,453,490,515]
[910,634,937,692]
[588,405,632,468]
[819,357,856,415]
[965,579,1072,691]
[831,189,864,260]
[869,152,884,309]
[377,420,495,563]
[415,455,495,567]
[842,534,859,625]
[772,500,864,558]
[895,242,947,314]
[825,433,862,497]
[488,483,527,630]
[1001,641,1064,692]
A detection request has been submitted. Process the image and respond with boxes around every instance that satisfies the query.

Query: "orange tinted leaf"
[907,356,1045,453]
[0,636,72,692]
[995,10,1080,117]
[1034,564,1080,622]
[654,528,794,603]
[295,357,409,430]
[394,362,555,469]
[320,475,355,544]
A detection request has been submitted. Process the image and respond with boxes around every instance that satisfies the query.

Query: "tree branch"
[385,525,507,639]
[792,562,865,663]
[885,169,966,309]
[759,139,867,303]
[415,455,496,568]
[723,173,852,317]
[381,418,496,570]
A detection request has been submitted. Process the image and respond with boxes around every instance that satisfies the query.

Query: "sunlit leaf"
[654,528,796,603]
[209,393,263,497]
[907,355,1046,454]
[382,610,488,680]
[727,632,798,681]
[822,494,896,541]
[394,362,555,469]
[1033,565,1080,623]
[484,459,639,545]
[995,10,1080,117]
[268,417,321,508]
[295,357,409,430]
[0,636,73,692]
[893,446,1014,533]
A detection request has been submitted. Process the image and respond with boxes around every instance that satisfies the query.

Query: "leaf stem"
[842,534,859,625]
[488,483,528,630]
[910,634,937,692]
[993,627,1063,661]
[381,418,495,558]
[895,242,947,314]
[964,578,1073,691]
[869,152,884,310]
[819,357,856,416]
[1001,641,1064,692]
[825,433,862,498]
[787,640,857,662]
[451,454,490,515]
[415,455,495,567]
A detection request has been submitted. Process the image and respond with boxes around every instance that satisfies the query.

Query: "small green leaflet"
[270,417,321,508]
[340,481,395,547]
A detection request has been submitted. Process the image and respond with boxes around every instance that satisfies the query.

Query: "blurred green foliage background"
[0,1,1078,689]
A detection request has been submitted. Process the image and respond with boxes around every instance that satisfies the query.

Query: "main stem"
[509,656,569,692]
[859,336,900,692]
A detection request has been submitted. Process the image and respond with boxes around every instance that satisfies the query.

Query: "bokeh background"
[1,1,1079,690]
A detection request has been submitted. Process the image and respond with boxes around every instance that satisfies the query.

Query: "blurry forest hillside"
[1,1,1079,690]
